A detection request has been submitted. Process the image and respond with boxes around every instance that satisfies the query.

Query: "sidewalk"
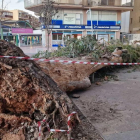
[20,46,47,57]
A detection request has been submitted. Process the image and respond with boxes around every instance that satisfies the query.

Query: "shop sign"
[41,25,121,30]
[93,25,110,29]
[12,28,33,34]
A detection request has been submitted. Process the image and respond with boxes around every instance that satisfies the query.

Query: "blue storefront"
[41,10,121,48]
[42,24,121,47]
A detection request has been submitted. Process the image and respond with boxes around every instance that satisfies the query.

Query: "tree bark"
[38,53,123,92]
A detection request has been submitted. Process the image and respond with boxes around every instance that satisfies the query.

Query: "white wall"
[42,30,46,47]
[121,11,130,33]
[33,30,42,34]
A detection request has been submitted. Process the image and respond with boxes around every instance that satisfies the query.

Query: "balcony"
[0,11,13,21]
[19,13,29,20]
[24,0,133,11]
[86,0,134,11]
[24,0,43,9]
[24,0,83,9]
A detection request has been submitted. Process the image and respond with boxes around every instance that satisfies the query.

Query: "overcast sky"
[0,0,35,15]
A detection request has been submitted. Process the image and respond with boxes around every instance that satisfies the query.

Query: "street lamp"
[86,8,93,35]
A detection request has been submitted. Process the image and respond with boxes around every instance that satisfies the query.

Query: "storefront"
[44,25,121,48]
[52,30,83,47]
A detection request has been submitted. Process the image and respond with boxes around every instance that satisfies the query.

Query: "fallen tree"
[0,40,105,140]
[34,36,140,92]
[0,38,138,140]
[38,48,125,92]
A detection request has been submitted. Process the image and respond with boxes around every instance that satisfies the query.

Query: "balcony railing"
[54,0,83,5]
[24,0,83,8]
[19,13,29,19]
[24,0,43,8]
[24,0,134,9]
[88,0,134,7]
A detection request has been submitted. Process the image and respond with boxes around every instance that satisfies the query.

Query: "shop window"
[52,34,63,40]
[64,13,83,24]
[99,11,117,21]
[58,34,62,40]
[52,34,57,40]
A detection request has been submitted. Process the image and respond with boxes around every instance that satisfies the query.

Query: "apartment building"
[10,10,40,29]
[0,10,13,21]
[129,0,140,34]
[24,0,133,48]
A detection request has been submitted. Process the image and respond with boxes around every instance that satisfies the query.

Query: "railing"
[19,13,29,19]
[24,0,83,8]
[24,0,43,8]
[54,0,83,5]
[88,0,134,7]
[24,0,134,9]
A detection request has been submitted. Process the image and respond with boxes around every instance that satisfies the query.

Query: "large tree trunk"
[0,40,104,140]
[38,49,123,92]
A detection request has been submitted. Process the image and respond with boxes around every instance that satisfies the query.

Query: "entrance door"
[98,35,109,44]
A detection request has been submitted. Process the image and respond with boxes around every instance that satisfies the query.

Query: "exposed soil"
[0,40,105,140]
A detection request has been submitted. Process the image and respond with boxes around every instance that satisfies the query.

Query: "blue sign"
[41,25,121,30]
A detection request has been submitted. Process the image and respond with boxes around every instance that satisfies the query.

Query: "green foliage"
[122,45,140,62]
[32,36,140,63]
[32,50,51,58]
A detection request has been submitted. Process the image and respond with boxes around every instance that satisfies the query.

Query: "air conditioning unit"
[88,0,99,6]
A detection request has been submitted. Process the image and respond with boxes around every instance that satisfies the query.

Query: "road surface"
[72,67,140,140]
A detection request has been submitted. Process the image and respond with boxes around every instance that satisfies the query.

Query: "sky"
[0,0,35,15]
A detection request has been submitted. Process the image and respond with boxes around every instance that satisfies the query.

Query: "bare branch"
[3,1,11,10]
[39,0,59,50]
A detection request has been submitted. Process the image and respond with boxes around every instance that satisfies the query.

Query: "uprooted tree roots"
[0,40,104,140]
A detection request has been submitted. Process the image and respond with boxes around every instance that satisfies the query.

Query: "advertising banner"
[12,28,33,34]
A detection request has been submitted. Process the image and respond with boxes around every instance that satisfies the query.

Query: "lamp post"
[86,8,93,35]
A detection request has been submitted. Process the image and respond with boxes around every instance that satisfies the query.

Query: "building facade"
[24,0,133,49]
[0,10,13,21]
[129,0,140,34]
[10,10,40,29]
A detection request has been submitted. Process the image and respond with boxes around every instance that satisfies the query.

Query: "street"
[72,68,140,140]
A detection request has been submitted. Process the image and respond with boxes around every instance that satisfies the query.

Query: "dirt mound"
[0,40,104,140]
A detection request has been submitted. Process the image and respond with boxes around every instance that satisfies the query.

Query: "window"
[99,11,117,21]
[52,34,57,40]
[52,34,63,40]
[64,13,83,24]
[108,0,115,6]
[87,11,117,22]
[58,34,62,40]
[101,0,107,5]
